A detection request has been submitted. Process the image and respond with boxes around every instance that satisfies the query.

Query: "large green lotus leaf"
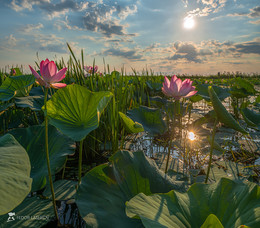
[127,106,167,136]
[119,111,144,134]
[196,84,230,101]
[0,134,32,215]
[0,75,35,101]
[234,77,256,94]
[126,178,260,228]
[0,196,53,228]
[200,214,224,228]
[15,95,45,111]
[0,180,77,227]
[0,102,14,116]
[149,96,168,108]
[230,87,252,99]
[146,81,163,91]
[241,108,260,126]
[75,150,185,228]
[43,179,77,201]
[46,84,113,141]
[9,125,75,192]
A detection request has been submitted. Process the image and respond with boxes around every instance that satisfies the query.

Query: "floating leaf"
[75,150,185,228]
[9,125,75,191]
[46,84,113,141]
[127,106,167,136]
[126,178,260,228]
[0,134,32,215]
[0,75,35,101]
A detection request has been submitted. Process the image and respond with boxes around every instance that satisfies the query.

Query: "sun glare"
[183,17,195,29]
[188,132,195,141]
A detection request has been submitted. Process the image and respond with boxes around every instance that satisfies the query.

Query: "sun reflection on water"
[188,131,195,141]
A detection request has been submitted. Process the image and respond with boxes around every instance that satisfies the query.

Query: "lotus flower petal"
[29,59,67,89]
[50,68,67,83]
[29,65,46,87]
[51,83,67,89]
[40,59,49,77]
[175,78,182,92]
[184,90,198,98]
[161,75,197,100]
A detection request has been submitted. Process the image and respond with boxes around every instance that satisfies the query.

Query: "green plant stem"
[44,88,59,223]
[78,139,84,186]
[33,111,39,125]
[205,118,218,184]
[164,140,171,174]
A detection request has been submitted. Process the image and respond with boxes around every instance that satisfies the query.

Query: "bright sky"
[0,0,259,75]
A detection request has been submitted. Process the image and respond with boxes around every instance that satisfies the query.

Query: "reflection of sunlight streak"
[188,131,195,141]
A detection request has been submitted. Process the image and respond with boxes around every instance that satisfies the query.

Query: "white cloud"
[21,23,43,33]
[7,34,17,46]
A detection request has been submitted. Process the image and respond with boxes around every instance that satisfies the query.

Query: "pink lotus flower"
[84,65,98,76]
[162,75,197,100]
[29,59,67,89]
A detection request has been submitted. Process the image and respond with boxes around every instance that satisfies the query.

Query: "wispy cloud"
[102,47,144,61]
[227,5,260,24]
[8,0,139,37]
[186,0,227,18]
[21,23,43,33]
[0,34,18,52]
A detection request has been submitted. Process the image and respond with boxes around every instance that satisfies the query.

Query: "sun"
[183,17,195,29]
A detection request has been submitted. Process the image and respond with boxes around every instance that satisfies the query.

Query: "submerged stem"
[44,88,59,223]
[205,118,218,184]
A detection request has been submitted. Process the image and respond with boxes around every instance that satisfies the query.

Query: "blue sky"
[0,0,259,74]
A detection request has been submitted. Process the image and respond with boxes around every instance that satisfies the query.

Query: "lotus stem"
[205,118,218,184]
[44,88,59,223]
[33,111,39,125]
[78,139,84,186]
[165,140,171,174]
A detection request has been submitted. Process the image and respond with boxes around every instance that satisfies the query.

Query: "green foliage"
[0,75,35,101]
[75,150,185,228]
[9,125,75,191]
[0,134,32,215]
[15,95,45,111]
[196,84,230,101]
[126,178,260,228]
[208,86,248,134]
[200,214,224,228]
[127,106,167,136]
[0,102,14,116]
[0,180,77,228]
[46,84,113,141]
[241,108,260,126]
[234,77,256,94]
[119,111,144,134]
[146,81,163,91]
